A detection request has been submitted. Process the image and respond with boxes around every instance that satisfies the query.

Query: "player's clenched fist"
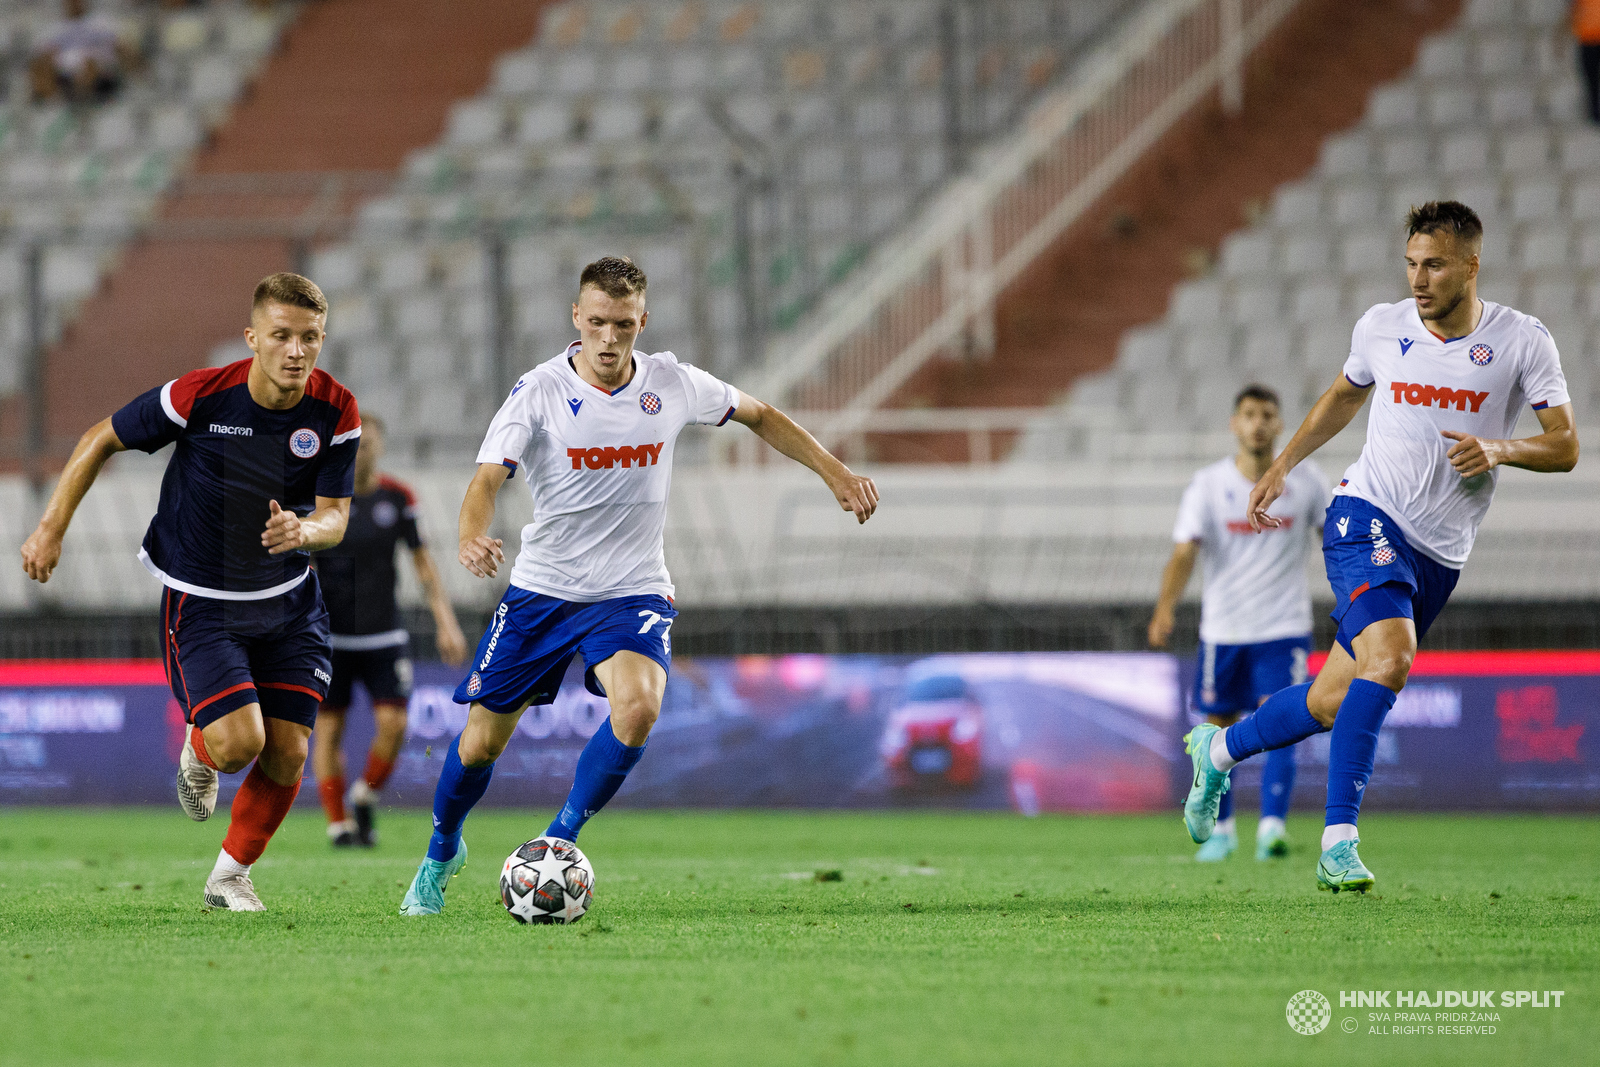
[1441,430,1499,479]
[262,500,305,554]
[20,526,63,583]
[459,534,505,578]
[829,471,880,524]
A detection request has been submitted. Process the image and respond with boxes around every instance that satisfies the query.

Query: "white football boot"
[204,870,266,911]
[176,731,218,822]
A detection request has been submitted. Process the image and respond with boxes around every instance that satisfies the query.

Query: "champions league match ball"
[499,837,595,924]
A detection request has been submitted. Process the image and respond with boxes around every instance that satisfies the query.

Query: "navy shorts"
[162,573,332,730]
[455,587,677,713]
[325,644,412,709]
[1322,496,1461,657]
[1193,634,1312,716]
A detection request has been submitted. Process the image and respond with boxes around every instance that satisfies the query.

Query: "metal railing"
[743,0,1303,451]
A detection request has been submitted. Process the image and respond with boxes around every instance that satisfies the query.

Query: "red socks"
[190,725,218,770]
[362,752,396,791]
[221,763,301,865]
[318,774,346,823]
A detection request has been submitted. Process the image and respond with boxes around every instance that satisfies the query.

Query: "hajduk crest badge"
[1468,343,1494,366]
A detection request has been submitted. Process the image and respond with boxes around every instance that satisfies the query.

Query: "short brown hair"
[1234,383,1280,411]
[578,256,647,299]
[1405,200,1483,249]
[253,272,328,316]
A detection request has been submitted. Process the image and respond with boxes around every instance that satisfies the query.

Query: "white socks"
[1209,729,1238,772]
[212,848,250,879]
[1321,823,1359,851]
[1257,816,1287,840]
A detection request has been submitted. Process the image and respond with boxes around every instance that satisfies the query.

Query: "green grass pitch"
[1,809,1594,1067]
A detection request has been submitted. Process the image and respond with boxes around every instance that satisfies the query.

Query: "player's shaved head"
[579,256,647,300]
[252,272,328,327]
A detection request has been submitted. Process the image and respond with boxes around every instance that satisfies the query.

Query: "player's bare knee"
[1360,651,1412,693]
[609,694,659,746]
[1307,683,1345,727]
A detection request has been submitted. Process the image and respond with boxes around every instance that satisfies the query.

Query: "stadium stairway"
[865,0,1463,462]
[17,0,545,469]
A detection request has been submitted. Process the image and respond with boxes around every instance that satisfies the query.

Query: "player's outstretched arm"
[1148,541,1199,649]
[1441,402,1578,478]
[729,391,879,524]
[412,544,469,665]
[458,462,510,578]
[20,417,127,583]
[262,496,351,555]
[1247,375,1370,531]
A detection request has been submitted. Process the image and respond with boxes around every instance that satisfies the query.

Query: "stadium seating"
[306,0,1134,453]
[1022,0,1597,447]
[0,0,296,400]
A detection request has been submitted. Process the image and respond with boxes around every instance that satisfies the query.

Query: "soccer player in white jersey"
[1150,384,1330,862]
[400,257,879,914]
[1180,201,1578,893]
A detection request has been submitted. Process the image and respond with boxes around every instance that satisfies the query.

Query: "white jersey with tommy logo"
[1336,299,1570,568]
[476,343,738,602]
[1173,457,1331,645]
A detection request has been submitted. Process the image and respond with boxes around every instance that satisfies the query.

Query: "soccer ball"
[499,837,594,924]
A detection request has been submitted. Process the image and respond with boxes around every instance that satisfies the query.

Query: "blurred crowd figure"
[29,0,140,103]
[1577,0,1600,122]
[28,0,286,104]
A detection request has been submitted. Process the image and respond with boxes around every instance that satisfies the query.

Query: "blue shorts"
[162,574,332,730]
[1193,634,1312,716]
[1322,496,1461,658]
[454,587,677,713]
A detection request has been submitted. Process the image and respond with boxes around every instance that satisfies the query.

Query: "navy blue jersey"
[111,358,360,599]
[315,476,424,641]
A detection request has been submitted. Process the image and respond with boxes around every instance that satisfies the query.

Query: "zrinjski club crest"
[1468,344,1494,366]
[289,428,321,458]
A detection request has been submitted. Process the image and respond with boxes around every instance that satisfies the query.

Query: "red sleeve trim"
[307,369,362,436]
[168,360,250,420]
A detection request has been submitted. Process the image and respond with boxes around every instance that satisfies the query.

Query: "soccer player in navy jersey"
[313,415,468,847]
[20,273,359,911]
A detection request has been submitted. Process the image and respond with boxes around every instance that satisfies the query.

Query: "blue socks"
[1225,682,1325,762]
[426,734,494,862]
[1325,678,1397,827]
[545,718,646,842]
[1260,745,1296,821]
[1216,777,1234,824]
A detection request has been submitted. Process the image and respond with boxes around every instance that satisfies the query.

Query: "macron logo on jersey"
[1398,338,1414,356]
[1390,381,1489,413]
[566,443,665,470]
[209,423,253,436]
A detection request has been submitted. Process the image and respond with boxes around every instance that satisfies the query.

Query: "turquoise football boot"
[1316,838,1375,894]
[399,839,468,915]
[1181,724,1231,844]
[1256,822,1290,861]
[1195,827,1236,862]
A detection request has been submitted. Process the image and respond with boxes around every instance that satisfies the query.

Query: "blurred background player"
[1183,202,1578,893]
[19,273,357,911]
[1150,384,1329,862]
[312,415,468,848]
[400,256,879,915]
